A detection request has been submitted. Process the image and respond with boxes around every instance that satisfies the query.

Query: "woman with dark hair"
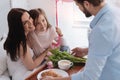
[4,8,48,80]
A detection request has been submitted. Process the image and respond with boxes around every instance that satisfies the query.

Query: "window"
[57,1,92,49]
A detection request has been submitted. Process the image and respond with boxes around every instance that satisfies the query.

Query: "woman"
[4,8,48,80]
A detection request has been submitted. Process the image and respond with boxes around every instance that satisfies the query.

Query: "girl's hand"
[46,51,53,56]
[56,27,63,37]
[47,61,54,69]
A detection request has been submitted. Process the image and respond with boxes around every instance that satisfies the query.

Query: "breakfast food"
[41,70,62,78]
[60,60,71,66]
[58,60,73,70]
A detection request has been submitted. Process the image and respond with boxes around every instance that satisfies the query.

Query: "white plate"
[37,69,69,80]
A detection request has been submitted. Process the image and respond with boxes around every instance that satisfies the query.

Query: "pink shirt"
[27,27,58,57]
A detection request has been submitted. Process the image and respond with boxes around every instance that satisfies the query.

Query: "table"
[25,63,85,80]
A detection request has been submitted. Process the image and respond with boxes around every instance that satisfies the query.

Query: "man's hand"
[71,47,88,58]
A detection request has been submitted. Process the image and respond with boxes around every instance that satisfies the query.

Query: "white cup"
[58,60,73,70]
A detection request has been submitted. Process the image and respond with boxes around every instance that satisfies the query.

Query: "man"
[41,0,120,80]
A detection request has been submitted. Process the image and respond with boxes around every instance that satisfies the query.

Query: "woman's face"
[21,12,35,35]
[35,14,47,32]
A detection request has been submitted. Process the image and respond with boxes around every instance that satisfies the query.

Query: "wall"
[106,0,120,7]
[28,0,56,26]
[57,1,90,49]
[0,0,10,40]
[11,0,28,9]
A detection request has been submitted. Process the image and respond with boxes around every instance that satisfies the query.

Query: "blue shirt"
[72,4,120,80]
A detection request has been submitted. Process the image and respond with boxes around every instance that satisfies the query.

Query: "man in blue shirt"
[41,0,120,80]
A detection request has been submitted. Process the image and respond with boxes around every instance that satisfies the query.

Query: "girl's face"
[35,14,47,32]
[21,12,35,35]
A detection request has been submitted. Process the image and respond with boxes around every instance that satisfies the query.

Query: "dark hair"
[29,8,51,29]
[74,0,104,6]
[4,8,28,61]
